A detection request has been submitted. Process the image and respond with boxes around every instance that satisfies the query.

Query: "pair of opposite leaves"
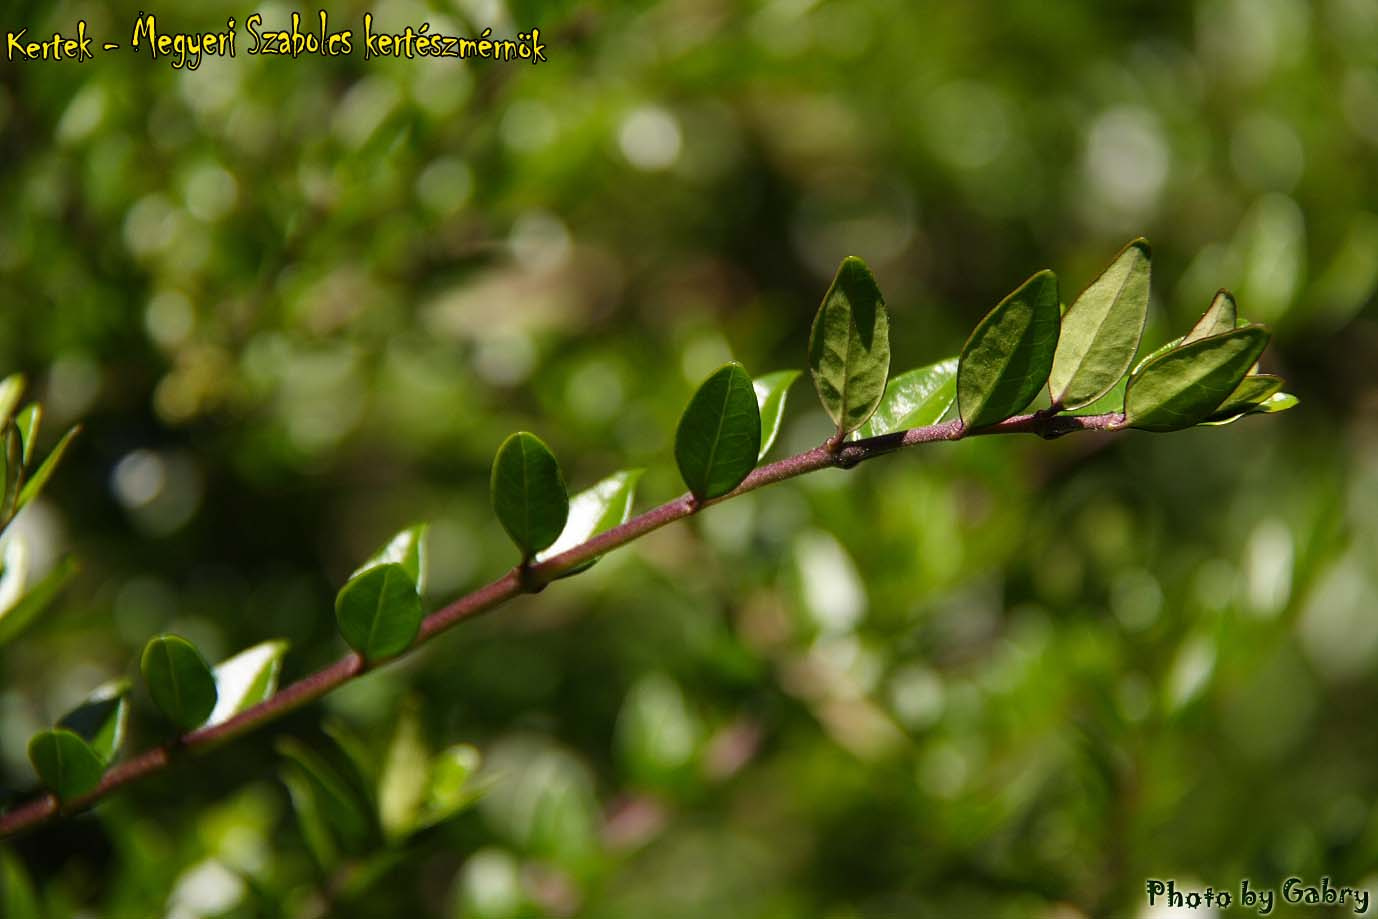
[28,636,288,801]
[488,240,1292,564]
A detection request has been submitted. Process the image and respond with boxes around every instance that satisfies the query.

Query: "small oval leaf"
[208,639,289,726]
[1049,239,1151,409]
[808,257,892,438]
[537,469,643,572]
[753,370,800,460]
[351,524,428,594]
[958,270,1062,428]
[675,361,762,501]
[854,357,958,439]
[28,728,105,802]
[335,563,422,661]
[57,682,129,764]
[141,634,219,731]
[490,432,569,560]
[1183,290,1238,344]
[1124,327,1271,432]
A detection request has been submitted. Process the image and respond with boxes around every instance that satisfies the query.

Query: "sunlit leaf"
[1125,327,1271,432]
[208,640,289,726]
[1183,290,1238,344]
[14,404,39,466]
[536,469,642,575]
[1202,379,1295,426]
[379,701,428,841]
[17,425,79,512]
[853,357,958,439]
[490,431,569,560]
[675,361,761,501]
[141,634,218,731]
[1049,239,1151,409]
[351,524,428,594]
[415,744,483,831]
[0,375,23,429]
[958,270,1061,428]
[753,370,800,460]
[808,257,891,438]
[335,563,421,661]
[1,425,19,524]
[57,681,129,764]
[0,555,77,648]
[28,728,105,802]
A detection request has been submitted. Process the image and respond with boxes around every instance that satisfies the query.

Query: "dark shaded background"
[2,0,1377,915]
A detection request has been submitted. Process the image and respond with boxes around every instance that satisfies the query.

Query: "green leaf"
[0,375,23,429]
[1124,327,1271,432]
[1,425,19,525]
[140,634,219,731]
[808,256,892,438]
[1202,377,1294,426]
[958,270,1062,428]
[208,639,289,726]
[1,845,42,919]
[17,424,79,512]
[277,736,376,852]
[853,357,958,439]
[675,361,762,501]
[57,682,129,764]
[415,744,483,831]
[1183,290,1238,344]
[335,562,422,661]
[0,555,78,648]
[536,469,643,575]
[28,728,105,802]
[490,432,569,560]
[14,404,39,467]
[753,370,801,460]
[351,524,428,594]
[1049,239,1151,409]
[378,700,429,841]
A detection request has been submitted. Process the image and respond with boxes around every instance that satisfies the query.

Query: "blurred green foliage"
[2,0,1377,915]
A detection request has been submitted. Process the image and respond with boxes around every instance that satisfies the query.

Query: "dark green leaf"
[208,639,289,726]
[1049,239,1151,409]
[57,682,129,764]
[536,469,642,574]
[1183,290,1238,344]
[277,736,376,852]
[17,425,79,512]
[490,431,569,559]
[854,357,958,439]
[14,404,39,466]
[141,634,218,731]
[1124,327,1271,432]
[753,370,800,460]
[675,361,762,501]
[808,257,891,438]
[0,555,78,648]
[351,524,428,594]
[28,728,105,802]
[335,562,422,661]
[1202,377,1293,426]
[958,270,1062,428]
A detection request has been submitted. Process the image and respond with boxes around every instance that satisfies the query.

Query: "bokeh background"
[3,0,1377,915]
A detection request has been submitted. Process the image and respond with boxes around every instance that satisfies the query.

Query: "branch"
[0,410,1124,839]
